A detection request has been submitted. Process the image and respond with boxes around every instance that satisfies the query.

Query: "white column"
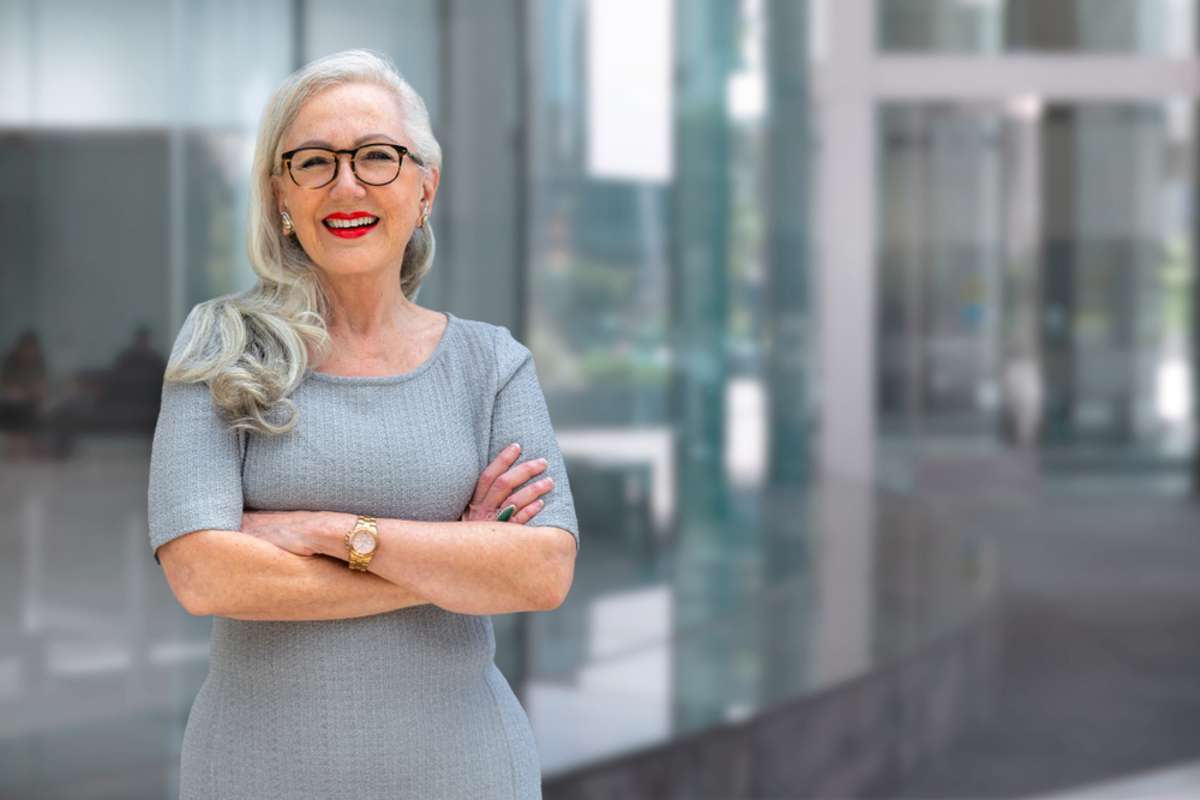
[815,0,876,485]
[811,0,876,681]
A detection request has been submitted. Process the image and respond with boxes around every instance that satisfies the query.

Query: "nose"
[328,153,367,199]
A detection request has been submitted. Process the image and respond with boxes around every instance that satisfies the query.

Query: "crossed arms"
[157,514,576,620]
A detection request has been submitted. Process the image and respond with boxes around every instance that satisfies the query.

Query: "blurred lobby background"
[1,1,1199,798]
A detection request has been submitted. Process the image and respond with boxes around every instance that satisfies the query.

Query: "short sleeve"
[490,326,580,552]
[146,305,245,565]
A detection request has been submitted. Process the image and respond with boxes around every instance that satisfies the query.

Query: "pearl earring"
[281,210,294,236]
[418,204,429,229]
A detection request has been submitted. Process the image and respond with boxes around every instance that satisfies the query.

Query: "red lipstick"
[322,211,380,239]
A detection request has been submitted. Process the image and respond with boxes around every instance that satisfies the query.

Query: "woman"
[147,49,579,800]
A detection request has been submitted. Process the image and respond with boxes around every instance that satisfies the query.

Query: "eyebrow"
[290,133,402,149]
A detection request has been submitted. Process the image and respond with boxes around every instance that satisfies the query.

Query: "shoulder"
[446,313,532,378]
[166,301,213,367]
[445,313,499,341]
[447,313,520,347]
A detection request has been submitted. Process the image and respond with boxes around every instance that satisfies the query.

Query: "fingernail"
[537,458,548,466]
[510,443,521,452]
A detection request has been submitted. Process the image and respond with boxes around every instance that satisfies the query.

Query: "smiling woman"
[273,101,435,269]
[146,49,578,800]
[163,53,446,433]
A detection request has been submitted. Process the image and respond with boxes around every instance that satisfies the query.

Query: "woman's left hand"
[241,510,324,557]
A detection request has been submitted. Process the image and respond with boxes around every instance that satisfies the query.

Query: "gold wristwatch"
[344,515,379,571]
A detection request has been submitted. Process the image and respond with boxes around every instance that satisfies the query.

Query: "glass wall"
[863,4,1200,796]
[877,99,1196,485]
[1042,103,1195,459]
[878,0,1198,55]
[877,104,1011,446]
[521,0,822,770]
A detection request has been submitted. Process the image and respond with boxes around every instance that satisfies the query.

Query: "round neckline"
[304,311,456,385]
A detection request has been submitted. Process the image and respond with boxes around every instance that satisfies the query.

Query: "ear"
[271,171,294,217]
[420,165,441,209]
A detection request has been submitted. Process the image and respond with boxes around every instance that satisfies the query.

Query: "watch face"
[350,530,376,553]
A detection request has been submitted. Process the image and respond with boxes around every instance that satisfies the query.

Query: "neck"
[319,270,420,339]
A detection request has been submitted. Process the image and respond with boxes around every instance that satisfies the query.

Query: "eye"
[362,149,398,162]
[299,155,333,169]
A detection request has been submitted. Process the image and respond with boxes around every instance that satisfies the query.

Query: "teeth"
[325,216,379,229]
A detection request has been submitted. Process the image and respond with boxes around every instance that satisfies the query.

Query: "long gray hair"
[164,49,443,436]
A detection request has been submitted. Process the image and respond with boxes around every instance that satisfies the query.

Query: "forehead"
[283,82,407,149]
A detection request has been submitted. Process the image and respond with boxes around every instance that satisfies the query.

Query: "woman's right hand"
[460,443,555,524]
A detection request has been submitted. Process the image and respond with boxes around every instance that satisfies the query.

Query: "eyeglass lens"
[289,145,403,188]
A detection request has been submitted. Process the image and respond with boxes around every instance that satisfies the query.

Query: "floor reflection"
[0,435,992,796]
[525,475,993,776]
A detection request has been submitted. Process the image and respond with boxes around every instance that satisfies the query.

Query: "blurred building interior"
[0,0,1198,798]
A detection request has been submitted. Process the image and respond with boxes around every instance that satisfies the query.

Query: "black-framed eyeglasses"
[279,142,425,189]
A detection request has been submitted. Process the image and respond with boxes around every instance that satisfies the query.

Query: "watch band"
[344,514,379,572]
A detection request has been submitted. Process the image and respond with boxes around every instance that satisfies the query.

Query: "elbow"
[179,571,218,616]
[168,572,212,617]
[156,534,217,616]
[181,589,212,617]
[540,584,569,612]
[534,528,577,611]
[172,573,214,617]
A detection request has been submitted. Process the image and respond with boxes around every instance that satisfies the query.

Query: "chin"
[321,251,395,273]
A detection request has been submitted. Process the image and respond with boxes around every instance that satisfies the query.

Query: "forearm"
[190,530,431,621]
[314,513,570,616]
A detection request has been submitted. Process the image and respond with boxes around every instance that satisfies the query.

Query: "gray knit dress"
[147,305,579,800]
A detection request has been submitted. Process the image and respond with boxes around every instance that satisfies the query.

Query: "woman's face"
[271,82,439,281]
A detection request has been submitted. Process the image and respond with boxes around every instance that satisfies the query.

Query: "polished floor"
[1025,759,1200,799]
[7,434,1199,798]
[878,474,1200,799]
[1,432,991,799]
